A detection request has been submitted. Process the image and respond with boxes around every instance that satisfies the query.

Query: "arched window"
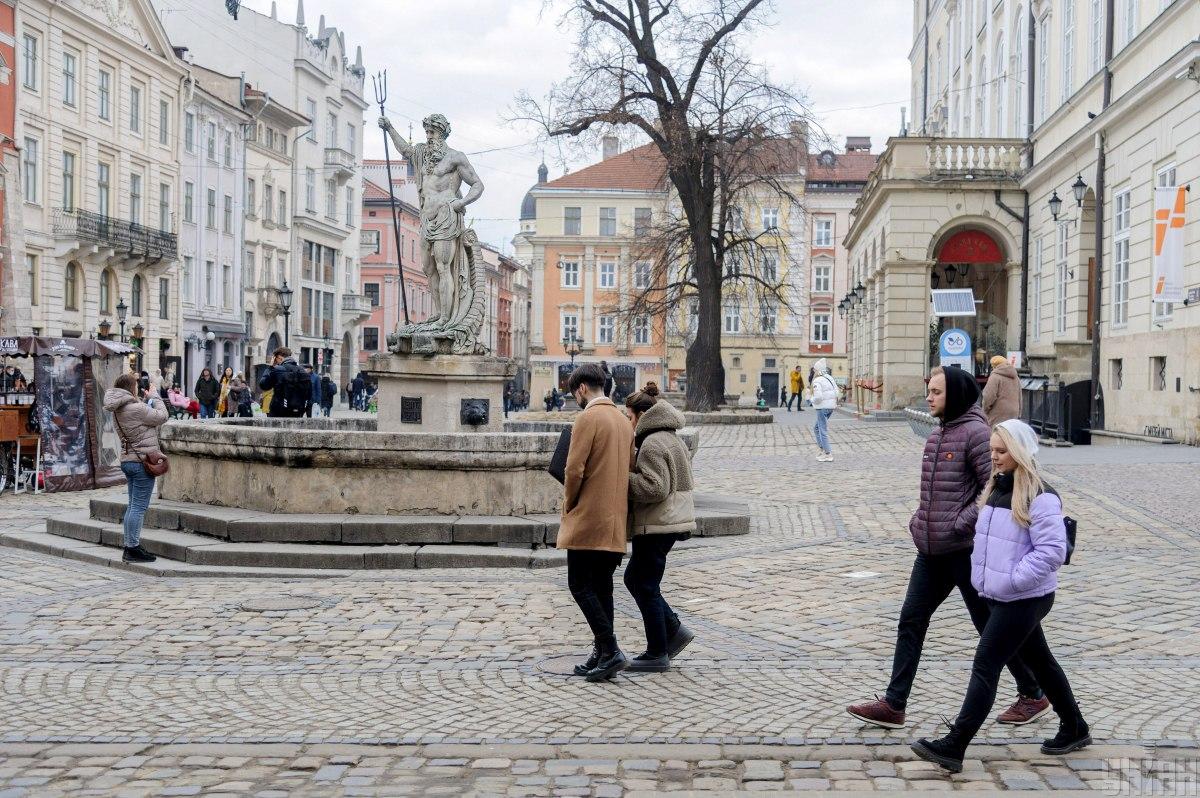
[64,262,79,311]
[131,274,144,317]
[99,268,115,315]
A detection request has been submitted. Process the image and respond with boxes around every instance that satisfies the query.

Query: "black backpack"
[277,366,311,416]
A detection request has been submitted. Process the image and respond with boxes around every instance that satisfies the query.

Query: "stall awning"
[0,337,140,358]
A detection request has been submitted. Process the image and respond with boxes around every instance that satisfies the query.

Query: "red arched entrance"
[937,229,1004,264]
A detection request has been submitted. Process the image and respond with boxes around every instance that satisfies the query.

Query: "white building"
[175,65,251,389]
[12,0,185,375]
[157,0,370,389]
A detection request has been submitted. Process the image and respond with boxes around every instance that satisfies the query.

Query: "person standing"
[217,366,235,417]
[258,348,311,418]
[227,374,253,418]
[911,420,1089,772]
[810,359,839,461]
[320,374,337,417]
[847,367,1048,730]
[779,386,788,409]
[787,366,805,412]
[194,368,220,420]
[558,363,633,682]
[303,365,322,418]
[982,355,1021,427]
[622,382,697,673]
[104,372,167,563]
[600,360,614,398]
[351,373,365,411]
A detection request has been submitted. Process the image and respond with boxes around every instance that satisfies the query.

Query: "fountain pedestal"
[368,350,515,434]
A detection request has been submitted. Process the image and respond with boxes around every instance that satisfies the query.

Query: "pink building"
[359,176,429,365]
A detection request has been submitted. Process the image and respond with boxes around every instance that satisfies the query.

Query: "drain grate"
[238,595,324,612]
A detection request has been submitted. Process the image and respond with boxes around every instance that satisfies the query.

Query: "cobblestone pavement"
[1,410,1198,795]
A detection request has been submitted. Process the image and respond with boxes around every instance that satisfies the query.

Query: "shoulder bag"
[113,406,170,478]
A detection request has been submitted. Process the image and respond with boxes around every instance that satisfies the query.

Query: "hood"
[635,400,686,437]
[940,366,981,425]
[103,388,138,412]
[990,363,1018,379]
[813,358,829,375]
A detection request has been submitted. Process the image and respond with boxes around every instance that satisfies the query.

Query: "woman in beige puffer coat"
[103,372,167,563]
[621,382,697,673]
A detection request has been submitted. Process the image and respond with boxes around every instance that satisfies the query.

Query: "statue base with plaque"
[367,350,515,434]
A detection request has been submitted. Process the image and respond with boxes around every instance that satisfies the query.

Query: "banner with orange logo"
[1152,186,1186,304]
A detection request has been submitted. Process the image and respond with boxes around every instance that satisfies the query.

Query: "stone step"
[47,513,567,571]
[87,494,750,545]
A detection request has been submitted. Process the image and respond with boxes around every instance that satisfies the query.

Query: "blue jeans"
[199,402,216,419]
[814,408,833,453]
[120,461,156,548]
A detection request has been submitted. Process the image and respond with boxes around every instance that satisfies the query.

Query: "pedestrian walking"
[194,368,220,419]
[351,372,366,411]
[982,355,1021,427]
[621,382,697,673]
[779,386,788,409]
[911,420,1089,772]
[811,359,839,461]
[557,363,634,682]
[787,366,805,411]
[258,347,311,418]
[847,366,1048,730]
[104,372,167,563]
[217,366,235,417]
[303,365,322,418]
[228,374,253,418]
[600,360,614,398]
[319,375,336,417]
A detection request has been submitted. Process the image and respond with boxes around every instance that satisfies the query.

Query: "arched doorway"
[265,332,281,356]
[931,228,1010,375]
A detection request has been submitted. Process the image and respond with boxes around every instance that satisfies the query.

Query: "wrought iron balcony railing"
[53,209,178,261]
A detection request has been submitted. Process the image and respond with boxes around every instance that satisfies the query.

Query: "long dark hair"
[624,381,660,416]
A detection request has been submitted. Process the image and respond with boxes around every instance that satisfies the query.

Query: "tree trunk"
[685,234,724,412]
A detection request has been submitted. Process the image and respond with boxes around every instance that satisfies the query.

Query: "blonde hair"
[979,423,1050,528]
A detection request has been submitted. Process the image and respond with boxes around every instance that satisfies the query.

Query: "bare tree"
[516,0,813,411]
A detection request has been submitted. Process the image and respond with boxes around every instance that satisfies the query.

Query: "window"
[183,181,195,223]
[598,314,614,344]
[264,181,274,220]
[327,112,338,147]
[687,298,699,334]
[1121,0,1138,46]
[278,190,287,226]
[182,256,193,302]
[305,169,316,211]
[205,260,215,305]
[130,173,142,222]
[99,269,114,314]
[814,218,833,247]
[305,99,317,140]
[994,36,1006,133]
[1055,225,1069,335]
[1150,356,1166,391]
[97,163,110,216]
[363,229,381,254]
[64,262,78,310]
[1036,15,1049,123]
[564,207,581,235]
[812,312,831,343]
[1110,358,1123,390]
[223,194,232,233]
[325,179,336,217]
[344,256,353,288]
[760,300,777,333]
[364,283,381,306]
[62,51,77,106]
[245,250,256,289]
[159,99,169,145]
[724,302,741,333]
[762,207,779,231]
[20,137,39,204]
[363,328,380,351]
[206,122,216,160]
[1090,0,1104,73]
[131,275,143,317]
[813,261,832,293]
[206,188,216,229]
[561,313,579,342]
[61,152,76,212]
[1012,13,1025,135]
[21,34,38,91]
[634,207,652,237]
[598,261,615,289]
[761,252,778,283]
[246,178,256,217]
[599,207,616,236]
[184,111,195,151]
[222,264,231,308]
[1154,165,1176,319]
[560,260,579,288]
[159,278,170,319]
[224,130,233,167]
[346,122,355,155]
[345,186,354,226]
[130,85,142,133]
[1112,188,1131,327]
[1062,0,1075,101]
[633,315,650,345]
[99,70,112,121]
[634,261,651,289]
[26,254,39,306]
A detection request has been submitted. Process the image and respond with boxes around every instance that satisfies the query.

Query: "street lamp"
[930,271,941,290]
[1048,190,1063,222]
[116,297,129,342]
[1071,174,1088,206]
[561,326,583,367]
[837,300,847,319]
[854,282,866,302]
[278,281,293,348]
[98,319,112,339]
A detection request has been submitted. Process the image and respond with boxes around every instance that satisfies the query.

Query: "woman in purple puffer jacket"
[911,419,1090,773]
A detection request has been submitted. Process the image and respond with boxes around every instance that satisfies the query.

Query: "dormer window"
[819,151,836,167]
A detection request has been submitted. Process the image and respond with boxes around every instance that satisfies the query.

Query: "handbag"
[1063,516,1077,565]
[547,427,572,484]
[113,407,170,478]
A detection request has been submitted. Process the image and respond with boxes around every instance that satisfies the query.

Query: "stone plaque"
[400,396,423,424]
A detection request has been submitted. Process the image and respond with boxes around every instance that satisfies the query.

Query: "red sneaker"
[847,696,906,729]
[996,694,1052,725]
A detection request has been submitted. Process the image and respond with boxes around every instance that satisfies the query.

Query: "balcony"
[341,292,372,320]
[325,147,356,182]
[53,209,178,265]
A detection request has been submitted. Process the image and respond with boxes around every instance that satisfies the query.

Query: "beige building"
[846,0,1199,442]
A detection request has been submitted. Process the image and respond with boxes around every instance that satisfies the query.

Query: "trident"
[371,69,411,327]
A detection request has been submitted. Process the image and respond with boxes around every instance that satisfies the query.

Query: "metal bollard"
[1056,381,1068,443]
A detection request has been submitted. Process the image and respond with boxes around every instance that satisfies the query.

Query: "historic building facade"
[0,0,17,335]
[847,0,1198,441]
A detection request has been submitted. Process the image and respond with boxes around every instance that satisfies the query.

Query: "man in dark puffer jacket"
[847,366,1048,729]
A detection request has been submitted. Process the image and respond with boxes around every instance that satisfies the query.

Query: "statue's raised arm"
[378,115,414,161]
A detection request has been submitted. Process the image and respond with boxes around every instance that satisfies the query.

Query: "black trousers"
[885,551,1042,710]
[955,593,1082,741]
[567,550,624,647]
[624,534,682,656]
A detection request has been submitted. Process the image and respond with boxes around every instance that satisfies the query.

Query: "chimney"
[270,1,277,19]
[537,163,549,183]
[296,0,305,28]
[602,136,620,160]
[845,136,872,153]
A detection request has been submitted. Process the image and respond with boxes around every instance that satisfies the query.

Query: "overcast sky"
[239,0,911,253]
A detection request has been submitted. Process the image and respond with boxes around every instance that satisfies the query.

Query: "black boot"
[122,545,156,563]
[910,724,970,774]
[1041,718,1091,755]
[584,635,627,682]
[626,652,671,673]
[573,645,599,677]
[666,624,694,659]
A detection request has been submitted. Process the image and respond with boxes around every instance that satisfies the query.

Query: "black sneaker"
[1040,721,1092,755]
[626,652,670,673]
[573,646,599,677]
[667,624,694,659]
[584,650,628,682]
[122,545,157,563]
[910,734,967,774]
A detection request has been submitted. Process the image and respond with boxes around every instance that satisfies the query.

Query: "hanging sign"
[938,328,973,372]
[1152,186,1186,304]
